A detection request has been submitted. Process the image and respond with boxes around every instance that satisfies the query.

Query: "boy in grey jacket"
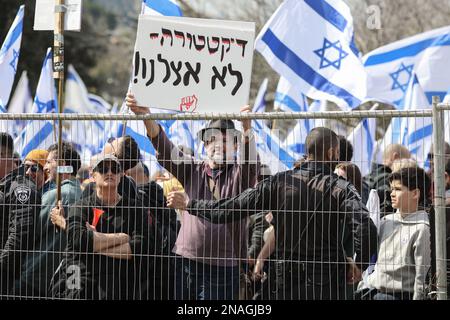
[367,167,431,300]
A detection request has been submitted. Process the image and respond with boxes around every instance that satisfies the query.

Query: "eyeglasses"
[25,163,42,173]
[94,162,122,175]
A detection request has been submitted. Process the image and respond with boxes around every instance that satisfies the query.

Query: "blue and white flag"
[251,79,295,173]
[0,5,24,107]
[65,65,98,114]
[15,48,56,157]
[6,71,32,137]
[364,25,450,108]
[285,119,309,158]
[141,0,182,16]
[252,78,268,113]
[31,48,57,114]
[89,93,112,113]
[65,65,108,159]
[347,105,377,176]
[274,77,310,114]
[399,75,433,167]
[275,76,312,146]
[255,0,366,110]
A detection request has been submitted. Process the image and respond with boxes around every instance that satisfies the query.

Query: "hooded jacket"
[367,211,431,300]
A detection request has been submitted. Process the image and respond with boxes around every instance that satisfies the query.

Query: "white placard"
[130,15,255,113]
[34,0,82,31]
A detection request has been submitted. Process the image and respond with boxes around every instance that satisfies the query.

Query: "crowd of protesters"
[0,94,448,300]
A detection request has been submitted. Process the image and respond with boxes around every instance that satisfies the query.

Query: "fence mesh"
[0,109,446,300]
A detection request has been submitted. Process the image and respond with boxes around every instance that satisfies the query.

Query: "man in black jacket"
[364,144,411,217]
[168,127,378,300]
[0,147,49,296]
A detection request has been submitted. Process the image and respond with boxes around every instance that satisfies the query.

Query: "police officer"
[0,149,47,296]
[167,127,378,300]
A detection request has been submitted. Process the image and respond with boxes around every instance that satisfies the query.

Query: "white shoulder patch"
[15,185,31,204]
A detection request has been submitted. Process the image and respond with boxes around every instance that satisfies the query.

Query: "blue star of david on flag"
[9,49,19,73]
[314,38,349,70]
[389,63,414,93]
[35,97,55,113]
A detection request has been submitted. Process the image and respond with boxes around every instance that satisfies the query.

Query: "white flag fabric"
[0,5,24,107]
[65,65,108,159]
[399,76,433,166]
[252,78,268,113]
[364,25,450,108]
[15,48,56,157]
[255,0,366,110]
[6,70,32,137]
[251,79,295,173]
[347,105,377,176]
[65,65,98,114]
[366,189,381,233]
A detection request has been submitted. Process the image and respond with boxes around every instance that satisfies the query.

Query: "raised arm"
[167,176,278,223]
[126,92,193,185]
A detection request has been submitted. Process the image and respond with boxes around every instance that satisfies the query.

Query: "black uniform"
[136,181,178,299]
[50,193,155,300]
[0,166,41,296]
[186,161,378,300]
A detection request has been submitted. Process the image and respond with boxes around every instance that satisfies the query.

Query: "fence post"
[432,95,447,300]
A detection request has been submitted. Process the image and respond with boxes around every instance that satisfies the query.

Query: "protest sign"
[131,15,255,113]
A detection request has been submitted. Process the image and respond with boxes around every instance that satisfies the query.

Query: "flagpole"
[54,0,65,208]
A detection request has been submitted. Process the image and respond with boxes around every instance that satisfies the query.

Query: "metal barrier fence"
[0,104,447,300]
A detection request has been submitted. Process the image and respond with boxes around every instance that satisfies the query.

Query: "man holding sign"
[127,91,259,299]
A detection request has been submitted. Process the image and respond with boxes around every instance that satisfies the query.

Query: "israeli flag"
[31,48,56,114]
[15,49,56,157]
[7,71,32,137]
[255,0,366,110]
[65,65,98,114]
[89,94,112,113]
[285,120,309,157]
[251,79,294,173]
[275,77,312,152]
[141,0,182,16]
[399,76,433,167]
[0,5,24,107]
[252,78,268,113]
[364,25,450,108]
[274,77,310,114]
[347,105,377,176]
[65,65,108,159]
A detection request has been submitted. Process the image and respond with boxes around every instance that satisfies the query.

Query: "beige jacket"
[367,211,431,300]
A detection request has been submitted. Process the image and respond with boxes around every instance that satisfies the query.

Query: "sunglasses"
[427,153,434,160]
[94,162,122,175]
[25,163,42,173]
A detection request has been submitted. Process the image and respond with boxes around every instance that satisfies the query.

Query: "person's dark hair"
[0,132,14,157]
[47,142,81,175]
[389,167,431,208]
[142,162,150,178]
[338,135,353,162]
[13,151,21,167]
[336,162,363,195]
[116,135,141,171]
[305,127,339,160]
[76,165,91,183]
[445,158,450,176]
